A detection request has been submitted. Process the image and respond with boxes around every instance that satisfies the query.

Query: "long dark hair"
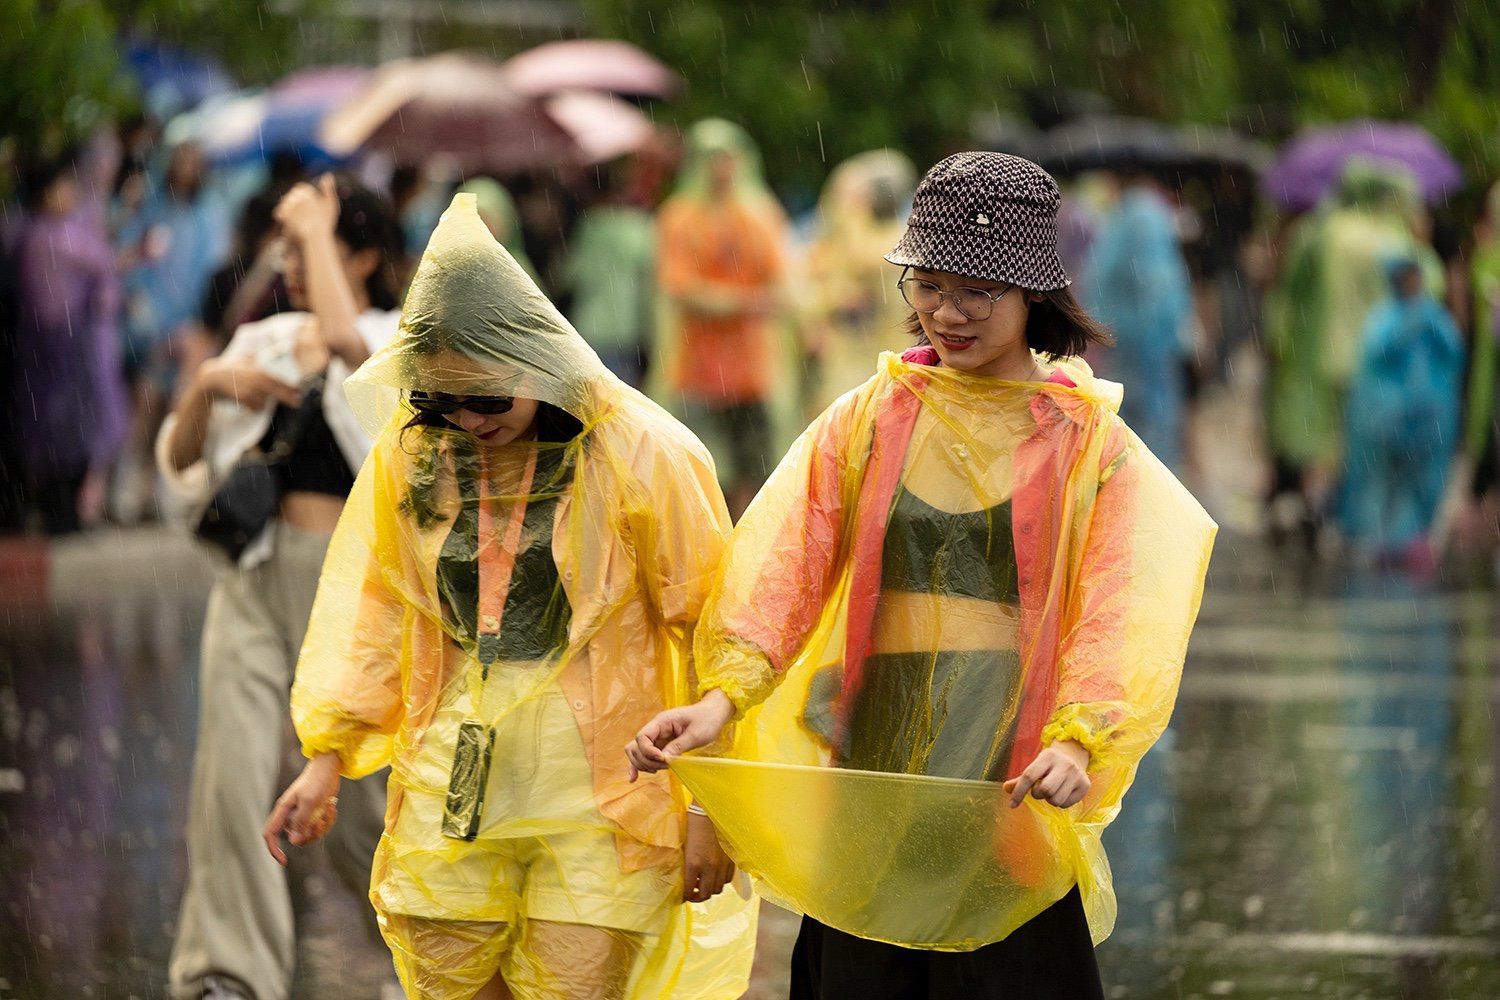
[331,174,403,311]
[905,284,1113,360]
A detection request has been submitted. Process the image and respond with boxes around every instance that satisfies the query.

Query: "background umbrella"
[124,39,235,118]
[1036,115,1265,178]
[1263,119,1463,212]
[170,67,371,167]
[320,52,575,174]
[542,90,656,164]
[499,39,682,99]
[1035,116,1187,174]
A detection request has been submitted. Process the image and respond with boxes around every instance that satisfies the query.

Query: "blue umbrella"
[124,39,235,118]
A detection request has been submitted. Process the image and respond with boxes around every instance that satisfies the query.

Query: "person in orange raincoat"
[656,118,786,514]
[262,193,757,1000]
[630,153,1216,999]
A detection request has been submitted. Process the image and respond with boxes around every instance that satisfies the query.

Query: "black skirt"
[790,886,1104,1000]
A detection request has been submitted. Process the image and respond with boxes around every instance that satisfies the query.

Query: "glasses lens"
[899,279,942,313]
[409,392,459,415]
[461,396,515,415]
[955,287,997,321]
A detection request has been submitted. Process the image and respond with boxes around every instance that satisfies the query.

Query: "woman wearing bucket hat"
[628,152,1216,998]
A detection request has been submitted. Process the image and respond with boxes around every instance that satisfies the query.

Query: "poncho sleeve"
[1042,424,1213,822]
[695,388,866,714]
[291,437,408,778]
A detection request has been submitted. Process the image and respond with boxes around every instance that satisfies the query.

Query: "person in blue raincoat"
[1338,255,1464,568]
[1083,172,1193,470]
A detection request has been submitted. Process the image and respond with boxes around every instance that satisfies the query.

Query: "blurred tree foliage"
[1,0,320,156]
[587,0,1500,196]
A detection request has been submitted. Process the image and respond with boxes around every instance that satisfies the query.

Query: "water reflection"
[2,531,1498,999]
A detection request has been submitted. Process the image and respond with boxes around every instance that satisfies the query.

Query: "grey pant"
[169,524,388,1000]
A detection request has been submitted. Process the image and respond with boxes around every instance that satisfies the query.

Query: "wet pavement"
[3,506,1499,998]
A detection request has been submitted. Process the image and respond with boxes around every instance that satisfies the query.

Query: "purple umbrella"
[1263,120,1463,212]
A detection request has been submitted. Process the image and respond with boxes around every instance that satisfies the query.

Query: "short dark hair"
[904,284,1113,360]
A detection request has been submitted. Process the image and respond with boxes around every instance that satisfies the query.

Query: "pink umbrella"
[543,90,656,164]
[500,39,682,99]
[321,52,576,173]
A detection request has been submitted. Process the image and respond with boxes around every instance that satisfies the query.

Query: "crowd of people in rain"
[15,75,1500,999]
[5,113,1499,580]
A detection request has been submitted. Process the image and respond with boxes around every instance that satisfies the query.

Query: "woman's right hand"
[626,689,735,780]
[263,752,342,866]
[195,355,302,410]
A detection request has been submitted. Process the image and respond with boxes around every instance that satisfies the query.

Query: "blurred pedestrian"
[1460,181,1500,558]
[1263,160,1430,549]
[798,149,914,417]
[1083,170,1193,471]
[116,140,229,522]
[1339,255,1464,571]
[656,119,786,515]
[560,159,655,388]
[7,154,130,534]
[459,176,540,284]
[263,193,754,1000]
[157,174,402,1000]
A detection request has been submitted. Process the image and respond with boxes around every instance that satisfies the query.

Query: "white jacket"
[156,308,400,567]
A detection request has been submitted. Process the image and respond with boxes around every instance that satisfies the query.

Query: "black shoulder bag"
[195,377,325,561]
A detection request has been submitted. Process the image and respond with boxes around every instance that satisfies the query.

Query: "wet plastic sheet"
[290,193,757,998]
[678,349,1216,949]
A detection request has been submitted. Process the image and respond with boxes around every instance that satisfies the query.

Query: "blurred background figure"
[656,119,786,515]
[115,140,229,523]
[797,149,915,417]
[1083,169,1193,471]
[460,176,539,284]
[1262,161,1430,551]
[1338,254,1464,573]
[561,157,656,388]
[1459,181,1500,568]
[7,152,130,534]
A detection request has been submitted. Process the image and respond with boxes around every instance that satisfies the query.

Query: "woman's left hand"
[1004,739,1091,810]
[274,174,340,245]
[682,810,735,903]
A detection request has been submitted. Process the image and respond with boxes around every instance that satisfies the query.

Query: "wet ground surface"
[3,502,1498,997]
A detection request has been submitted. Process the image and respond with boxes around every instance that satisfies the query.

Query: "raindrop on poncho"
[290,193,757,998]
[671,347,1216,950]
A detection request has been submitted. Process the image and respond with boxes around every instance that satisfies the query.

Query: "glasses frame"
[896,269,1015,321]
[408,391,517,416]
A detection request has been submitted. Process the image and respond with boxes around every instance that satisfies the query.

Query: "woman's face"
[279,236,376,311]
[445,396,541,446]
[910,267,1034,377]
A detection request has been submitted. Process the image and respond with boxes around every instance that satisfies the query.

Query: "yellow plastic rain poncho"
[290,193,757,999]
[671,347,1216,950]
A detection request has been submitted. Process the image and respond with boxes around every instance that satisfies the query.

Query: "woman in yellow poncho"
[629,153,1216,998]
[260,193,757,999]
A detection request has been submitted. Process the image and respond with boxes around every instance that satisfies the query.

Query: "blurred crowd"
[3,95,1500,579]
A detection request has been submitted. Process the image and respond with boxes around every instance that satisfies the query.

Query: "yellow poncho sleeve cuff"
[1039,703,1126,767]
[699,638,777,718]
[297,723,395,781]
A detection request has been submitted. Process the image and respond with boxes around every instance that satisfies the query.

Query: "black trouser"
[790,886,1104,1000]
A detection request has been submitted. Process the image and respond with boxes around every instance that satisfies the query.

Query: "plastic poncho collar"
[292,193,756,998]
[671,346,1215,951]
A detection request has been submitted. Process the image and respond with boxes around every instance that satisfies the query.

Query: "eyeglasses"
[897,274,1014,321]
[409,391,516,416]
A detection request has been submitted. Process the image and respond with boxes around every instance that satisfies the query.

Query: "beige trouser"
[169,524,388,1000]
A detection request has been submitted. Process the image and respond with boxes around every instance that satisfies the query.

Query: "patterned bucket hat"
[885,151,1070,290]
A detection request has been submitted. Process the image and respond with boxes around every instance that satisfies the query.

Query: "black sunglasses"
[409,391,516,416]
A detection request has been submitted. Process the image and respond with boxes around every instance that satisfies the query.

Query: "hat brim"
[885,227,1070,291]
